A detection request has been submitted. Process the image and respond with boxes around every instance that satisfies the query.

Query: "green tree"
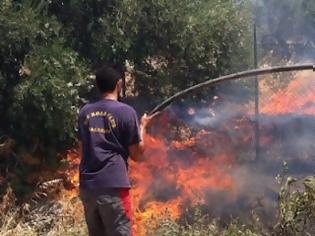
[49,0,252,107]
[0,1,90,195]
[105,0,251,105]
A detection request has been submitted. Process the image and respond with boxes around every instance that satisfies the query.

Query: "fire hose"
[148,64,315,116]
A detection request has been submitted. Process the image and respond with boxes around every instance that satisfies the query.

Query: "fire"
[63,150,80,199]
[129,71,315,235]
[261,71,315,115]
[64,133,237,235]
[133,198,182,235]
[130,132,237,235]
[62,70,315,235]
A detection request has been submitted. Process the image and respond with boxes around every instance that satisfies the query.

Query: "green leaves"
[42,0,252,108]
[11,43,90,152]
[0,1,92,196]
[276,176,315,235]
[98,0,252,106]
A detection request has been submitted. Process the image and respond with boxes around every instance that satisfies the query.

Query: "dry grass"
[0,197,87,236]
[0,180,87,236]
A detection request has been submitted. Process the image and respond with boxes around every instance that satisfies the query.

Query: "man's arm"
[128,113,155,162]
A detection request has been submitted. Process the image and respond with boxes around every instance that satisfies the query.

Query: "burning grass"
[0,174,314,236]
[130,70,315,235]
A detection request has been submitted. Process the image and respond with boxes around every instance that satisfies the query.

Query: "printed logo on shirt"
[84,111,117,134]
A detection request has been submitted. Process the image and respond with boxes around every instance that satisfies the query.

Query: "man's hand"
[140,112,159,140]
[129,112,160,162]
[140,112,158,129]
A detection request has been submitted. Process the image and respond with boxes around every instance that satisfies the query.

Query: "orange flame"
[130,132,237,235]
[62,70,315,236]
[261,71,315,116]
[63,150,80,199]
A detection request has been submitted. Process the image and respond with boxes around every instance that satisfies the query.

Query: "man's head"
[95,65,124,95]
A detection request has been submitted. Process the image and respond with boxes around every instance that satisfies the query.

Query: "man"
[78,65,153,236]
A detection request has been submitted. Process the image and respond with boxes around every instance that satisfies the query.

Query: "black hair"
[95,65,123,93]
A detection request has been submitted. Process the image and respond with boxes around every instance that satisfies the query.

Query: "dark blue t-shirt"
[78,99,141,189]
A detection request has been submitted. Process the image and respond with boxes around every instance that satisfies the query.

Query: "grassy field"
[0,175,314,236]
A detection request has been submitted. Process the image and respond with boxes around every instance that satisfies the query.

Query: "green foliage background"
[0,0,252,195]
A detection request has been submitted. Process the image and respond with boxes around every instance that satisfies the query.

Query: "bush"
[0,1,91,195]
[275,176,315,235]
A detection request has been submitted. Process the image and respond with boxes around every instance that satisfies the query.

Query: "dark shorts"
[80,188,133,236]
